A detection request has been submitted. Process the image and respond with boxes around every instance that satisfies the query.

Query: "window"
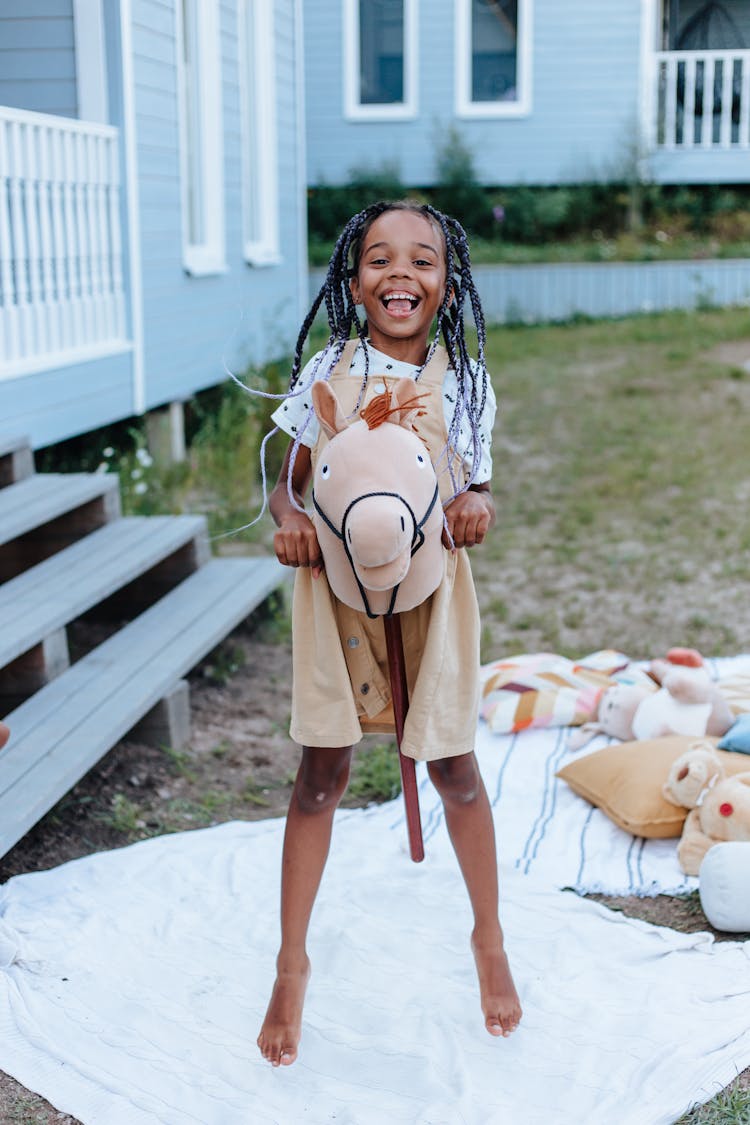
[344,0,418,119]
[176,0,225,275]
[239,0,280,265]
[455,0,532,117]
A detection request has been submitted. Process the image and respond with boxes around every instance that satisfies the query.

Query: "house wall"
[132,0,305,410]
[3,353,134,449]
[0,0,77,117]
[305,0,644,187]
[0,0,306,447]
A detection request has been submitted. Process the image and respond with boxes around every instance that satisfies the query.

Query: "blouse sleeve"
[270,354,322,449]
[476,373,497,483]
[451,362,497,484]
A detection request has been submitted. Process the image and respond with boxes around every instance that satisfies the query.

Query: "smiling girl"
[257,201,522,1067]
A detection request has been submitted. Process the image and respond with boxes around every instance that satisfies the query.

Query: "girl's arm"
[442,482,496,550]
[269,442,324,578]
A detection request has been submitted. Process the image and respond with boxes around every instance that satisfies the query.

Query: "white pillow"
[699,842,750,933]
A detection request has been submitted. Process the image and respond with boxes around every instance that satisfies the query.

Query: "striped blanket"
[394,654,750,896]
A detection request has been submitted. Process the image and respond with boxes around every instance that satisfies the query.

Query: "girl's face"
[349,209,448,364]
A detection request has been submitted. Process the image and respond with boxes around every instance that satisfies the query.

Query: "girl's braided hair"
[240,200,490,523]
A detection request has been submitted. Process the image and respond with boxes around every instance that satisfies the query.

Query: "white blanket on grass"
[1,811,750,1125]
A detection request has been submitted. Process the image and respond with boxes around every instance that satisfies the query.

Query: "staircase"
[0,436,285,859]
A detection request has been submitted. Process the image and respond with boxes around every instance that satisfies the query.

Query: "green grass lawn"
[471,306,750,663]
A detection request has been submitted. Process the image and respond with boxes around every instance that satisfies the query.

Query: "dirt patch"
[703,339,750,370]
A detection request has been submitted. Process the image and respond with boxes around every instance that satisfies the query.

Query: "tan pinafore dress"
[289,340,481,762]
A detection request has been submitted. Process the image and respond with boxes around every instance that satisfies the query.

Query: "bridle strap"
[312,483,439,619]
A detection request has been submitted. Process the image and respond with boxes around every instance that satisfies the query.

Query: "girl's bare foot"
[471,928,522,1038]
[257,955,311,1066]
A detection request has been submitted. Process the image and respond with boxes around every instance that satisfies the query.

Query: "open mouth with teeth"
[381,290,421,316]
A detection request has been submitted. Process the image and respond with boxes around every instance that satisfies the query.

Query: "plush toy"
[661,740,726,808]
[569,661,735,750]
[310,378,444,617]
[660,740,750,875]
[677,773,750,876]
[309,377,449,864]
[0,722,9,751]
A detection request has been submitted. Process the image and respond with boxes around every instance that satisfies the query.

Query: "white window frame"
[239,0,281,266]
[343,0,418,121]
[455,0,533,118]
[175,0,226,276]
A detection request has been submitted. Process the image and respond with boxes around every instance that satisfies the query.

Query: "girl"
[257,201,522,1067]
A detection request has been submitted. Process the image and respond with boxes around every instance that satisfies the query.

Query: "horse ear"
[311,380,349,440]
[389,377,425,430]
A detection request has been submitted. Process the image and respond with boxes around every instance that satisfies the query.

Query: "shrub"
[431,126,493,236]
[307,160,407,239]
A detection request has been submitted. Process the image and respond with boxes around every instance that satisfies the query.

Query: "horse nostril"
[400,516,405,531]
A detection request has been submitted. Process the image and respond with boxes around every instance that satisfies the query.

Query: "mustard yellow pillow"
[556,736,750,839]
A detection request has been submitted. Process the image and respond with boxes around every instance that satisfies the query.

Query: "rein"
[312,484,440,619]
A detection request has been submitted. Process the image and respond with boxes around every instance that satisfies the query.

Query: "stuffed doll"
[569,662,735,750]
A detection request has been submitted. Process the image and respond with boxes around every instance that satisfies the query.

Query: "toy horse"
[311,377,447,861]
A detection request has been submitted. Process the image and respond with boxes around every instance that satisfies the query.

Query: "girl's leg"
[427,751,522,1037]
[257,745,353,1066]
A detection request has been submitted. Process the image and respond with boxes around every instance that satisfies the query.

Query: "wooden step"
[0,472,121,581]
[0,434,34,487]
[0,556,286,857]
[0,514,209,670]
[0,473,120,546]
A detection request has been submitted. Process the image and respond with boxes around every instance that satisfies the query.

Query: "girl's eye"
[321,463,330,479]
[415,452,426,468]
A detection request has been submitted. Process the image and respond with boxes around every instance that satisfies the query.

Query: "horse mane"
[360,388,429,432]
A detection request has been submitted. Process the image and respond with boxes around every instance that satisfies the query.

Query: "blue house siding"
[651,149,750,184]
[305,0,644,188]
[132,0,304,410]
[0,0,306,448]
[0,0,77,117]
[0,352,134,449]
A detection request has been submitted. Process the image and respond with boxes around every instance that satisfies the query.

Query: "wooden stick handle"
[383,613,424,863]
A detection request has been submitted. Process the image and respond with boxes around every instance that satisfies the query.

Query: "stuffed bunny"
[568,663,734,751]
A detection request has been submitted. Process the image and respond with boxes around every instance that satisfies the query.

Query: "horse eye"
[321,463,330,479]
[415,453,426,468]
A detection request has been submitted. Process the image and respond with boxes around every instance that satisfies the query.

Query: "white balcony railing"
[0,106,127,378]
[654,49,750,150]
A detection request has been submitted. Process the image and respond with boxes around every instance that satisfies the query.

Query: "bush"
[307,160,407,240]
[431,126,494,236]
[307,167,750,259]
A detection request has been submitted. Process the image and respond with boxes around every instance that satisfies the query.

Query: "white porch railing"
[0,106,128,378]
[654,49,750,150]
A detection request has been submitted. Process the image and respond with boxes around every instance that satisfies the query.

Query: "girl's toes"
[486,1017,505,1037]
[280,1046,297,1066]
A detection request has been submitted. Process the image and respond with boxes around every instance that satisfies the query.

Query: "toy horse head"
[311,377,445,618]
